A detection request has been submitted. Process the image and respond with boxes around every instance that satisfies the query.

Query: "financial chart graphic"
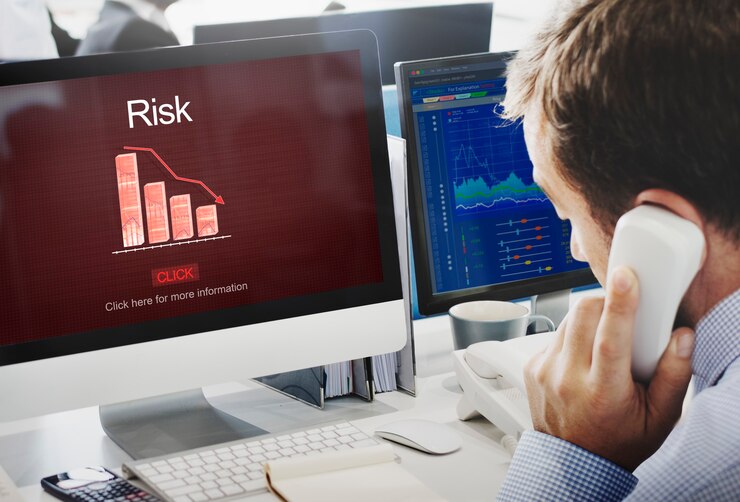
[114,147,229,254]
[445,105,548,214]
[412,85,588,293]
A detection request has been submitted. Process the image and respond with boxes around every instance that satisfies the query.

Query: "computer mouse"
[374,419,462,455]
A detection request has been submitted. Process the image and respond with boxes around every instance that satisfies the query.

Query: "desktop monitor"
[395,52,595,317]
[0,30,405,452]
[193,3,494,86]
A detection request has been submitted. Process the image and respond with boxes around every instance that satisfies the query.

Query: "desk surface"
[0,313,518,501]
[1,293,607,500]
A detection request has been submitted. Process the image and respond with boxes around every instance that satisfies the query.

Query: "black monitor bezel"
[0,30,402,366]
[193,2,494,86]
[395,52,596,316]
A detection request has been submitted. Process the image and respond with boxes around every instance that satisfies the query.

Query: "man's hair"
[503,0,740,240]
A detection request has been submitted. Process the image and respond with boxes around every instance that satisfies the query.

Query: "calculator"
[41,466,160,502]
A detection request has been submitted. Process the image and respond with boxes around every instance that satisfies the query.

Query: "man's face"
[523,115,612,285]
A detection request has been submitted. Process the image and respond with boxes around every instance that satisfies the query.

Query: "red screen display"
[0,50,383,345]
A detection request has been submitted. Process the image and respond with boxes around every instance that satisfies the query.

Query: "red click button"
[152,263,200,287]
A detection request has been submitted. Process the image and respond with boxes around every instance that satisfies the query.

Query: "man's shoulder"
[630,361,740,500]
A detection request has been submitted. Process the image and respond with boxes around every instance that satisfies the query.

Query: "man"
[497,0,739,500]
[75,0,179,56]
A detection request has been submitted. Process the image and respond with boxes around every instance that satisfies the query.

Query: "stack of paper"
[324,361,352,398]
[372,352,398,393]
[265,444,445,502]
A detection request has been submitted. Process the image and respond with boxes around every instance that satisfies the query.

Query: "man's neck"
[683,230,740,327]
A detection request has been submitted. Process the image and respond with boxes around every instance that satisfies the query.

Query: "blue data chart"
[444,105,549,214]
[412,78,587,294]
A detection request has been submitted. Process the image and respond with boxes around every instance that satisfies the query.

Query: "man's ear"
[633,189,705,231]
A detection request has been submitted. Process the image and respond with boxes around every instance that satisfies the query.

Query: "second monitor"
[194,3,494,86]
[395,52,595,317]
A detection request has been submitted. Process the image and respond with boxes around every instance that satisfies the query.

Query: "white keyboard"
[122,421,379,501]
[0,463,23,502]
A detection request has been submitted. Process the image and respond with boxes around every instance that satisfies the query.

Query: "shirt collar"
[692,288,740,392]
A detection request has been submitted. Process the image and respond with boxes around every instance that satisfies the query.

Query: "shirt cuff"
[497,430,638,501]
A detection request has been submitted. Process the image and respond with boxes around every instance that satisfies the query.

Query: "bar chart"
[114,148,228,254]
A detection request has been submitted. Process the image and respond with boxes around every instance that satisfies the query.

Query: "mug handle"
[527,314,556,333]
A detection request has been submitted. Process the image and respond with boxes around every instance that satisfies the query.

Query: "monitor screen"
[193,3,494,86]
[0,30,401,367]
[395,52,594,315]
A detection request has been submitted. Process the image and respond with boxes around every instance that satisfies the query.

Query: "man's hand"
[524,266,695,471]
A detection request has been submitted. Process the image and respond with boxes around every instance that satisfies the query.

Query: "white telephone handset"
[607,204,704,382]
[453,205,705,441]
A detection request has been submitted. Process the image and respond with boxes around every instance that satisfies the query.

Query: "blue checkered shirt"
[498,288,740,501]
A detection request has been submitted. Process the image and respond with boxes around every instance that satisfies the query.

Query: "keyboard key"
[351,439,378,448]
[220,485,243,496]
[199,481,217,491]
[166,485,200,497]
[149,473,174,484]
[158,479,185,491]
[204,488,223,499]
[238,480,265,492]
[190,492,208,502]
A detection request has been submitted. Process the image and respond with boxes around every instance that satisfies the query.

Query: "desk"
[0,312,520,501]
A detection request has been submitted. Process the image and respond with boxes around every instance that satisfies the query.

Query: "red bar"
[115,153,145,247]
[151,263,199,287]
[169,194,194,240]
[196,205,219,237]
[144,182,170,243]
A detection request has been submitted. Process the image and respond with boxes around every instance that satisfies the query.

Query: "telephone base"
[452,332,555,438]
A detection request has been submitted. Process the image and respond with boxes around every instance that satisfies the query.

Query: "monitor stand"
[529,289,571,333]
[100,388,267,460]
